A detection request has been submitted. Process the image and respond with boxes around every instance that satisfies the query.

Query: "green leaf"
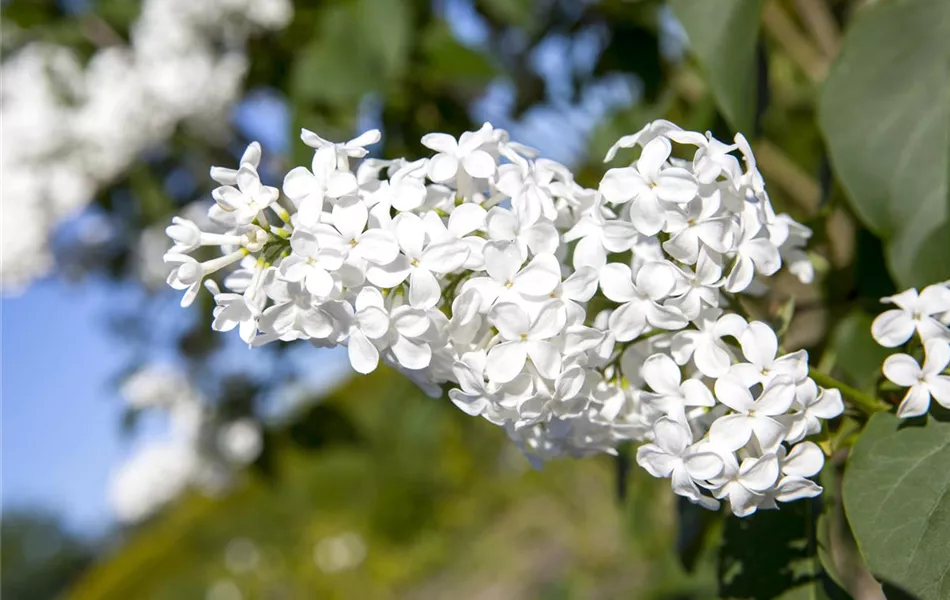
[3,0,61,28]
[669,0,765,134]
[718,501,847,599]
[843,411,950,599]
[819,0,950,288]
[829,310,891,391]
[357,0,411,82]
[420,22,497,87]
[290,0,411,106]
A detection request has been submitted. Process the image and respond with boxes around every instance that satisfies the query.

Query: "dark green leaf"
[843,411,950,600]
[829,310,891,391]
[718,500,847,599]
[675,497,722,573]
[669,0,765,133]
[420,22,497,87]
[3,0,63,28]
[290,0,411,106]
[819,0,950,288]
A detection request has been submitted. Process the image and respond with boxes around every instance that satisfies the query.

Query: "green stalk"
[807,367,890,416]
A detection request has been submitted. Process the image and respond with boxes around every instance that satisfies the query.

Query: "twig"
[808,367,891,415]
[761,0,830,83]
[79,15,126,48]
[753,139,821,212]
[793,0,841,59]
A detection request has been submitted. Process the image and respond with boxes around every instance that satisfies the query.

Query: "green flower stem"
[807,367,890,415]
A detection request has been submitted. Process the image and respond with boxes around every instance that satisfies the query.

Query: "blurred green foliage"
[1,510,95,600]
[71,369,716,599]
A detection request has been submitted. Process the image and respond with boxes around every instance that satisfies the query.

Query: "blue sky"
[1,277,352,534]
[2,279,141,532]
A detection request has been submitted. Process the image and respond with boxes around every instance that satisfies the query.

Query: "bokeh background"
[2,0,931,598]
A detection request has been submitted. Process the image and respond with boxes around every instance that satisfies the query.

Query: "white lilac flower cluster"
[0,0,292,292]
[871,283,950,418]
[110,365,263,523]
[162,120,842,517]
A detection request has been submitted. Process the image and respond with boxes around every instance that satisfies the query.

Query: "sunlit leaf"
[819,0,950,288]
[669,0,765,134]
[843,411,950,599]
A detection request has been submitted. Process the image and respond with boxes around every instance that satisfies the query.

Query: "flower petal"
[512,254,561,296]
[486,341,528,383]
[365,255,411,288]
[408,268,441,308]
[871,309,916,347]
[709,413,753,451]
[348,330,380,374]
[642,353,682,395]
[600,167,646,204]
[421,240,470,273]
[714,375,754,412]
[462,150,496,179]
[738,454,779,492]
[489,302,530,340]
[693,340,733,378]
[653,416,692,455]
[783,441,824,477]
[750,416,787,452]
[924,339,950,375]
[391,335,432,370]
[739,321,778,370]
[357,306,390,339]
[638,137,672,180]
[681,379,716,407]
[282,166,316,199]
[810,388,844,419]
[355,229,399,265]
[529,301,567,340]
[427,153,459,183]
[420,132,458,154]
[572,235,607,270]
[305,268,335,297]
[883,353,923,387]
[655,168,698,204]
[896,385,931,418]
[608,301,648,342]
[684,452,724,481]
[754,376,796,416]
[635,261,677,300]
[599,263,636,303]
[483,240,524,284]
[527,340,562,379]
[636,444,678,478]
[774,476,822,503]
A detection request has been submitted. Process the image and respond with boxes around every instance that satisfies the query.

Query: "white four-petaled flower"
[882,340,950,418]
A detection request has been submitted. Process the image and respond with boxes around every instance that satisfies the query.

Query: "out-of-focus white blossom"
[111,365,264,522]
[160,121,838,517]
[314,532,367,573]
[1,0,292,292]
